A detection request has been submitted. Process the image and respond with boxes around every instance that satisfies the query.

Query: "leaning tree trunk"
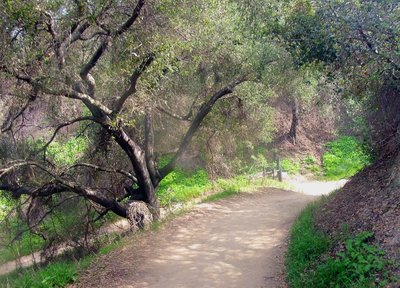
[289,97,299,145]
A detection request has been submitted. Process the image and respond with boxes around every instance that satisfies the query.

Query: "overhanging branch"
[69,163,138,182]
[112,53,155,116]
[158,77,247,180]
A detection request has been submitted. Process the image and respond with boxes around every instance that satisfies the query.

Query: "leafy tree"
[0,0,271,226]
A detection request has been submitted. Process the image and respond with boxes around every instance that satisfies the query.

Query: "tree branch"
[156,106,192,121]
[158,77,247,180]
[144,109,157,184]
[112,53,155,116]
[43,87,113,115]
[69,163,138,182]
[38,116,96,157]
[79,38,110,97]
[79,0,146,98]
[115,0,145,36]
[1,88,38,133]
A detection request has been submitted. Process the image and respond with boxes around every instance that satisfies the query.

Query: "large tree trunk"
[110,126,160,219]
[289,97,299,145]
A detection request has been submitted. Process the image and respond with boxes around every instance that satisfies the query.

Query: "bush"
[322,136,371,179]
[309,232,392,287]
[302,155,320,174]
[281,159,301,175]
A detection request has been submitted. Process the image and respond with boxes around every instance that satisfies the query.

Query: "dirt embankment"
[316,150,400,267]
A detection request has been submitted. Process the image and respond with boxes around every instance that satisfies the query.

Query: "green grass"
[286,200,331,287]
[158,168,212,205]
[203,188,239,202]
[0,260,84,288]
[286,197,398,288]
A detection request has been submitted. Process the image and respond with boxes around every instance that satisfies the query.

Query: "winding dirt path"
[73,188,317,288]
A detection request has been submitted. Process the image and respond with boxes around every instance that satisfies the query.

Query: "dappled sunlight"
[127,190,314,288]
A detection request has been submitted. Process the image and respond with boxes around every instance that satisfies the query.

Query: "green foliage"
[249,153,275,174]
[282,0,337,66]
[281,159,301,175]
[0,218,45,264]
[0,262,77,288]
[309,232,392,287]
[286,199,397,288]
[322,136,372,179]
[158,168,211,206]
[24,137,89,166]
[46,137,89,166]
[302,155,321,174]
[0,192,14,221]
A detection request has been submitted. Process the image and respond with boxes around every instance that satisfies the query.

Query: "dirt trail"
[73,189,317,288]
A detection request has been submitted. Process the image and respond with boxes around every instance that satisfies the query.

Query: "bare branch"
[39,116,96,156]
[115,0,145,36]
[79,38,111,97]
[0,182,128,218]
[1,88,38,133]
[0,66,33,84]
[0,183,68,199]
[79,0,146,98]
[0,161,59,180]
[156,106,192,121]
[69,163,138,182]
[43,87,113,115]
[158,77,247,180]
[112,53,155,115]
[78,31,108,41]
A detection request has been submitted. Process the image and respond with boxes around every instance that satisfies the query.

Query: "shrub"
[302,155,320,174]
[322,136,371,179]
[281,159,301,175]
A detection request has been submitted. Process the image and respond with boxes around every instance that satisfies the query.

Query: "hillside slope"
[316,149,400,271]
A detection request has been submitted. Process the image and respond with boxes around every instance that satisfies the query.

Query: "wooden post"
[277,156,282,182]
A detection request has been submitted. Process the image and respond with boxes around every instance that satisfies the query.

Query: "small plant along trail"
[74,188,319,288]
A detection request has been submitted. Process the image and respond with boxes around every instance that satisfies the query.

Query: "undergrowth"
[0,260,86,288]
[158,168,211,205]
[281,159,301,175]
[322,136,372,180]
[286,198,398,287]
[0,234,123,288]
